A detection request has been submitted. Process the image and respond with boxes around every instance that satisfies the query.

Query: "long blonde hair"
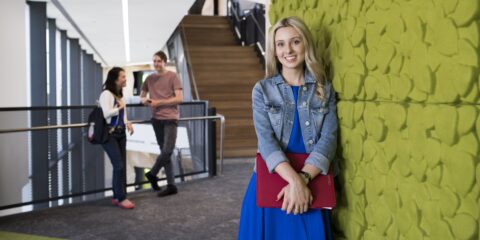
[266,16,326,99]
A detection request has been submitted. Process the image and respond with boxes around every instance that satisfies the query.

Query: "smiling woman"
[238,16,338,240]
[274,27,306,72]
[99,67,135,209]
[266,16,327,99]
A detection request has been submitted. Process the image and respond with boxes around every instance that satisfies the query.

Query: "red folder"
[256,152,336,209]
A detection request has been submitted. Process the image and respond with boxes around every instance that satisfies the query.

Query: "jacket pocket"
[266,104,283,139]
[310,103,329,136]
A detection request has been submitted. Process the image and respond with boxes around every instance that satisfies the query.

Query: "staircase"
[181,15,264,158]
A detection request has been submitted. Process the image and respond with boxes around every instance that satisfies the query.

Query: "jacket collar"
[273,69,316,85]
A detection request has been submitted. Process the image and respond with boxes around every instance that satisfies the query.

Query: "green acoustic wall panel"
[336,102,479,239]
[269,0,479,239]
[270,0,480,104]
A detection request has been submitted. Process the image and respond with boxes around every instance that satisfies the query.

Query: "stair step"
[184,33,234,41]
[222,125,256,136]
[190,51,257,58]
[182,23,230,29]
[215,110,253,118]
[220,131,256,140]
[214,104,252,110]
[218,131,256,141]
[222,130,257,142]
[197,86,254,94]
[193,64,263,71]
[221,147,257,158]
[224,118,254,127]
[201,92,252,101]
[188,46,256,52]
[191,57,260,64]
[223,138,258,148]
[209,100,252,108]
[195,79,257,86]
[195,73,261,78]
[193,70,263,76]
[182,15,229,24]
[184,28,233,35]
[186,39,237,46]
[194,71,263,79]
[197,82,254,87]
[210,101,252,109]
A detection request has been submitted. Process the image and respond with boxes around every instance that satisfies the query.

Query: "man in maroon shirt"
[140,50,183,197]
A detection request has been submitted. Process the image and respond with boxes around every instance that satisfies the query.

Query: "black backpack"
[87,106,108,144]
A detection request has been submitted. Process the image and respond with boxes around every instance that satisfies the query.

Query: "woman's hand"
[127,122,134,135]
[116,98,125,109]
[277,177,313,215]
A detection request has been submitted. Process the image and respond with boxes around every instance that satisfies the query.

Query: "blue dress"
[238,86,333,240]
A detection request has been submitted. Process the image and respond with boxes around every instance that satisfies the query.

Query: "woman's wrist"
[299,171,311,185]
[289,174,306,186]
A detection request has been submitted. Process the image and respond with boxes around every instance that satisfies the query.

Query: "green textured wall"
[269,0,480,239]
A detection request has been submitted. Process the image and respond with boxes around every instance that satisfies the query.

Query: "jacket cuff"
[265,150,288,173]
[305,151,330,175]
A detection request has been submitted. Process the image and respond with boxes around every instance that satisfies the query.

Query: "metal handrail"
[228,0,266,58]
[232,2,264,39]
[230,1,244,41]
[248,11,265,39]
[0,114,226,174]
[179,24,200,100]
[231,1,242,23]
[0,102,207,112]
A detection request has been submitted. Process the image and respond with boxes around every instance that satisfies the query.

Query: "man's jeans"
[150,119,178,185]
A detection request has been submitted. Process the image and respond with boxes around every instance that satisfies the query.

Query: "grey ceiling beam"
[50,0,108,66]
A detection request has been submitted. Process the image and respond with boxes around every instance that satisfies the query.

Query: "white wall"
[0,0,28,108]
[0,0,30,213]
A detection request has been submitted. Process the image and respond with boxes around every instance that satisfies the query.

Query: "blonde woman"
[238,16,338,239]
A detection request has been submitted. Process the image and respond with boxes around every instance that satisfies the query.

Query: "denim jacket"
[252,70,338,175]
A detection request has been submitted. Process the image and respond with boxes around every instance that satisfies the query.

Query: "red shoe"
[111,199,119,205]
[117,199,135,209]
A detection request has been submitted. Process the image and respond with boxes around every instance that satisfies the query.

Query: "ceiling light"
[122,0,130,63]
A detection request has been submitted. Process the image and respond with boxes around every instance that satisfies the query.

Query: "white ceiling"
[46,0,195,67]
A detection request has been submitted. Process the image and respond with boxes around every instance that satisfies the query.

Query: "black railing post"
[213,0,218,16]
[208,107,217,176]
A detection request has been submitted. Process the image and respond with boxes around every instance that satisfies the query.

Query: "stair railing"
[227,0,266,66]
[179,23,200,100]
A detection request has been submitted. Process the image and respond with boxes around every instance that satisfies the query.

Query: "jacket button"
[303,86,307,91]
[303,101,307,106]
[305,121,310,126]
[308,139,314,145]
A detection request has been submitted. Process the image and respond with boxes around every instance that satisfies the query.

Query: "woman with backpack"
[99,67,135,209]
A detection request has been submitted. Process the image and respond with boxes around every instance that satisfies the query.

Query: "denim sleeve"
[252,82,288,173]
[305,84,338,175]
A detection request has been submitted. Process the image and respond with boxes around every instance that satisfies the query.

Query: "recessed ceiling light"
[122,0,130,63]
